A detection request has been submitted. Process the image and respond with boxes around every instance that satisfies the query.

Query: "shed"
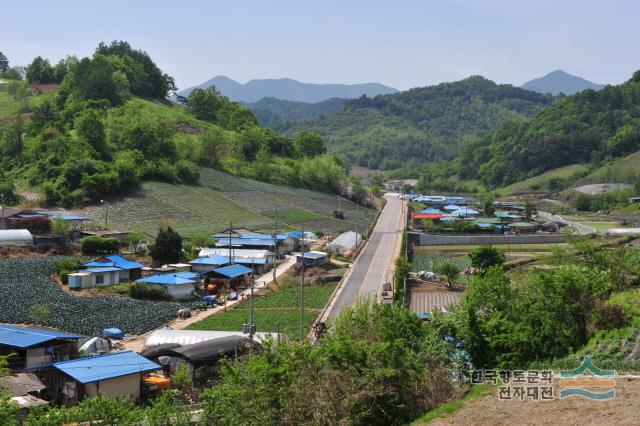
[327,231,362,254]
[189,255,230,273]
[69,267,121,289]
[82,254,143,281]
[0,229,33,247]
[136,274,198,299]
[0,325,81,369]
[212,264,252,279]
[198,248,274,264]
[143,329,279,348]
[51,351,160,403]
[296,251,329,266]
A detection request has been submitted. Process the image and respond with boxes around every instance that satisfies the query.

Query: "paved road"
[537,211,596,235]
[326,195,405,319]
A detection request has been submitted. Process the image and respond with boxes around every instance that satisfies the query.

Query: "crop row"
[0,257,178,336]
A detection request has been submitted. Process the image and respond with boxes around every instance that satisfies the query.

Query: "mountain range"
[177,76,398,103]
[521,70,605,95]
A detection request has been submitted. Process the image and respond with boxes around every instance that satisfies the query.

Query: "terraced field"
[78,168,376,236]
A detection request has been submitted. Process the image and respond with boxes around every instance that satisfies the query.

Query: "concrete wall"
[161,283,195,299]
[84,373,141,399]
[93,271,120,287]
[414,232,566,246]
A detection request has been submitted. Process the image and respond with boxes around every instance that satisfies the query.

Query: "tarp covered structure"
[327,231,362,254]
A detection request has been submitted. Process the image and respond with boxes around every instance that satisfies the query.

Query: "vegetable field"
[411,249,471,272]
[78,168,376,236]
[0,257,178,336]
[186,283,336,338]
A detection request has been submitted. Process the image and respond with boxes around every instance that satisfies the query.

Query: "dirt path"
[425,377,640,426]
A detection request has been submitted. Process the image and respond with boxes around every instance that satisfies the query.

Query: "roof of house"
[136,274,197,286]
[174,272,200,279]
[297,251,327,260]
[53,351,160,384]
[417,208,443,214]
[0,325,81,349]
[411,213,443,220]
[213,264,252,278]
[233,258,268,265]
[84,267,123,273]
[83,255,143,270]
[216,238,276,247]
[4,373,46,397]
[239,233,290,241]
[198,248,271,259]
[189,255,230,266]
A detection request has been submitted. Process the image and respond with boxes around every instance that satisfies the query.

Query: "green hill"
[287,76,553,170]
[457,70,640,188]
[0,41,350,209]
[245,97,346,131]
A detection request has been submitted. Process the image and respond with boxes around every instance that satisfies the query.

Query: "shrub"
[130,283,171,301]
[81,236,119,254]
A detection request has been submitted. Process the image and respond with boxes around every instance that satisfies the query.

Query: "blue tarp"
[53,351,159,383]
[101,328,125,339]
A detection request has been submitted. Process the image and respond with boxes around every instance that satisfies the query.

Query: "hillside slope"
[287,76,553,170]
[177,75,398,103]
[522,69,605,95]
[245,97,346,131]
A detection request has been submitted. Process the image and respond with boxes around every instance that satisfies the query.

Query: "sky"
[1,0,638,91]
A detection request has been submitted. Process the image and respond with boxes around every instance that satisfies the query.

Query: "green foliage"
[201,298,455,425]
[574,188,633,212]
[249,97,346,130]
[25,56,54,84]
[0,52,8,73]
[294,130,326,158]
[468,245,506,270]
[288,76,552,170]
[0,178,18,205]
[438,262,459,286]
[81,236,119,254]
[28,304,50,325]
[50,219,70,242]
[150,226,182,264]
[130,283,172,301]
[185,86,258,131]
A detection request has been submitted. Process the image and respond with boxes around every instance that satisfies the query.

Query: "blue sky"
[1,0,638,91]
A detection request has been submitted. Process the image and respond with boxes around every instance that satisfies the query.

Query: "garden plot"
[0,257,178,335]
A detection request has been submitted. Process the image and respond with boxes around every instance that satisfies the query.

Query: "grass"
[0,85,56,119]
[499,164,589,195]
[580,221,625,232]
[409,384,495,425]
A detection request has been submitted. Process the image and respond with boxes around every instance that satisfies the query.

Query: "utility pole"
[273,208,278,284]
[229,221,234,264]
[299,230,305,343]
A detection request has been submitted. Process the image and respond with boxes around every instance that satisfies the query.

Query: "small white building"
[68,267,121,290]
[0,229,33,247]
[135,273,199,300]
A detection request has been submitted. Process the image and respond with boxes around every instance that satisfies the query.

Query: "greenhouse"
[327,231,362,254]
[0,229,33,247]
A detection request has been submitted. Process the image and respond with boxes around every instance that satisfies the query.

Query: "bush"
[81,236,120,254]
[130,283,171,301]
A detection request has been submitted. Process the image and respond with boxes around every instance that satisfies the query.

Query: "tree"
[575,193,592,211]
[483,199,495,216]
[150,226,183,264]
[29,304,50,325]
[75,109,108,157]
[0,51,8,73]
[25,56,54,84]
[186,87,222,122]
[294,131,326,158]
[524,201,536,218]
[468,245,506,271]
[438,262,459,287]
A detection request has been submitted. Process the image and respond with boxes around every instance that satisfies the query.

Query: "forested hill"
[0,42,349,208]
[244,97,346,131]
[521,70,605,96]
[287,76,553,170]
[457,70,640,188]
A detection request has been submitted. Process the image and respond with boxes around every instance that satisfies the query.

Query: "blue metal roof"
[52,215,88,221]
[83,255,143,271]
[85,267,122,273]
[287,231,304,239]
[213,264,252,278]
[239,234,289,241]
[217,238,276,247]
[174,272,200,279]
[189,255,230,265]
[0,325,81,349]
[298,251,327,260]
[418,208,443,214]
[136,274,197,286]
[53,351,160,384]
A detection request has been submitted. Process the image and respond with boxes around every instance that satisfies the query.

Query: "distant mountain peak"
[178,76,398,103]
[522,70,605,95]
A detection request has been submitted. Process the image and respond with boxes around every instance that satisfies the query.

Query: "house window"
[95,274,104,285]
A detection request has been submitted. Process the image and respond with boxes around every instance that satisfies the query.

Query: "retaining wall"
[411,232,566,246]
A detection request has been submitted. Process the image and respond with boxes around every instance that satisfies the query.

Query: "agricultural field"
[0,257,178,336]
[186,280,337,338]
[411,249,471,273]
[78,168,376,237]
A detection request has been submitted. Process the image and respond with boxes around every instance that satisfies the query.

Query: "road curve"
[325,195,405,319]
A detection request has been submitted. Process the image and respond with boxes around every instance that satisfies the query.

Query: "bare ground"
[425,376,640,426]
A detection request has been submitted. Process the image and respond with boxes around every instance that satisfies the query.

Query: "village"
[0,204,366,414]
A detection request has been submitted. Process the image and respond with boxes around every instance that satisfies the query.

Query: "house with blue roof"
[68,267,123,289]
[0,325,82,370]
[296,251,329,266]
[49,351,160,404]
[136,273,199,299]
[82,254,144,281]
[189,255,230,273]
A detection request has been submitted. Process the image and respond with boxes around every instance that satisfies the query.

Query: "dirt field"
[426,376,640,426]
